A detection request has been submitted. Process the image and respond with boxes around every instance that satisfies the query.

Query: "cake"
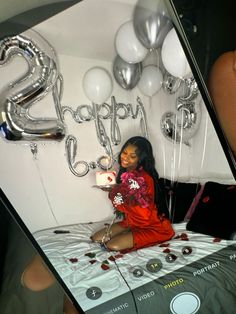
[96,171,116,186]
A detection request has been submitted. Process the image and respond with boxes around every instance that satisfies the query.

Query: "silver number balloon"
[113,55,142,90]
[133,0,173,49]
[162,71,182,94]
[0,30,66,141]
[161,78,201,145]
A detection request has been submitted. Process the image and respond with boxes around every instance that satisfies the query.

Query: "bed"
[34,218,236,314]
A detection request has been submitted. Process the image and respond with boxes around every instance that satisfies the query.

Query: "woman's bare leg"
[90,222,129,243]
[105,231,134,251]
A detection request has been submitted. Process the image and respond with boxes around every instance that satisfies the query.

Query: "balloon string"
[200,112,208,170]
[32,152,59,225]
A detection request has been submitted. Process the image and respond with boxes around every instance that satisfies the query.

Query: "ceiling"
[0,0,139,62]
[33,0,138,61]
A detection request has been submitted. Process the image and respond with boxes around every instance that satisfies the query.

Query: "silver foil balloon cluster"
[0,30,66,142]
[161,77,201,146]
[112,0,172,94]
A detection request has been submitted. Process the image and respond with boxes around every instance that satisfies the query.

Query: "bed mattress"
[34,220,236,314]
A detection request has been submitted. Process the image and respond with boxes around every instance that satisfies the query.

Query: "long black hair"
[116,136,169,218]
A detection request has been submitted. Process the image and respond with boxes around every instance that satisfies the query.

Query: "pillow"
[158,178,201,223]
[186,181,236,239]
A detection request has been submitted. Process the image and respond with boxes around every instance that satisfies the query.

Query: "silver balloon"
[97,155,113,170]
[162,71,182,94]
[161,78,201,145]
[133,0,173,49]
[65,135,89,177]
[113,55,142,90]
[93,103,114,168]
[178,77,199,102]
[0,30,66,141]
[110,96,121,145]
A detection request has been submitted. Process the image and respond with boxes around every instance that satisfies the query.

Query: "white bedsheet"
[34,221,235,312]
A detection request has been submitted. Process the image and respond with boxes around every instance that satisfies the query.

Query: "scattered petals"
[159,243,170,247]
[89,259,97,264]
[101,263,110,270]
[114,253,124,259]
[202,196,210,203]
[69,258,78,263]
[85,252,96,258]
[174,235,181,239]
[213,238,222,243]
[163,248,171,254]
[108,256,116,262]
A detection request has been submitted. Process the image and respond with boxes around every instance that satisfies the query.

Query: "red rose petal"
[101,264,110,270]
[213,238,222,243]
[159,243,170,247]
[163,248,171,253]
[85,252,96,258]
[114,253,123,259]
[174,235,181,239]
[108,256,116,262]
[69,258,78,263]
[202,196,210,203]
[89,259,97,264]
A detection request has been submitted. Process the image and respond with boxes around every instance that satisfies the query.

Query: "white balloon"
[115,20,148,64]
[161,28,191,79]
[83,67,113,104]
[138,65,163,97]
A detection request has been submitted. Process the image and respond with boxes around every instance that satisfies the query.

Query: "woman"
[91,136,175,252]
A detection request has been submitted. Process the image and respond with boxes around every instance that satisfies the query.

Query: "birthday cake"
[95,171,116,186]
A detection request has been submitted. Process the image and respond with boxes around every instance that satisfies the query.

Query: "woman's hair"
[116,136,169,218]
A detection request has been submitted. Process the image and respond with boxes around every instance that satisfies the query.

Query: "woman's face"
[120,144,139,171]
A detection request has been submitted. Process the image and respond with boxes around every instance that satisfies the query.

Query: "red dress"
[109,169,175,250]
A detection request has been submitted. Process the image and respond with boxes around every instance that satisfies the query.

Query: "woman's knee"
[90,228,107,243]
[90,233,102,243]
[105,241,117,251]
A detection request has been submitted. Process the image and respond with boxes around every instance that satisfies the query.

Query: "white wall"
[0,48,235,233]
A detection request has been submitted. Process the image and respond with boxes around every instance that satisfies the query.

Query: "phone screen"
[1,1,236,314]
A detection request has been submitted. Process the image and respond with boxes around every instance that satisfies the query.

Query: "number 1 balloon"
[0,30,66,141]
